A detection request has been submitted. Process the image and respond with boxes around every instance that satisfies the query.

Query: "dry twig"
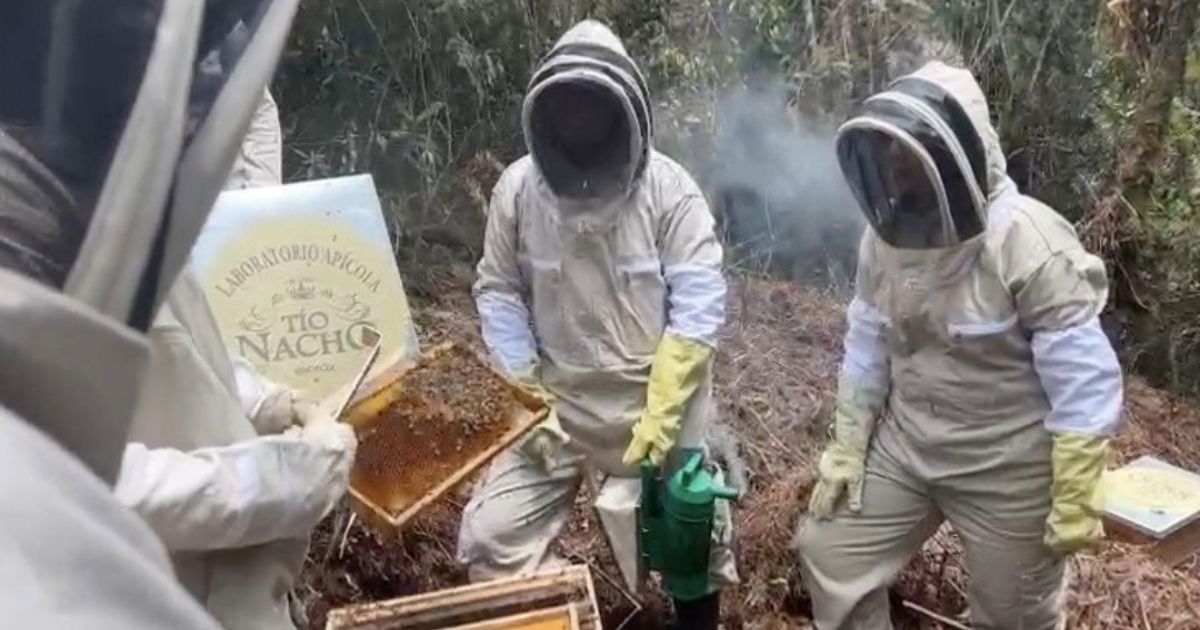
[901,600,971,630]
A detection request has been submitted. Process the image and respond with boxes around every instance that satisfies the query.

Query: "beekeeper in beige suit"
[114,89,356,629]
[795,62,1123,629]
[0,1,303,627]
[457,20,736,629]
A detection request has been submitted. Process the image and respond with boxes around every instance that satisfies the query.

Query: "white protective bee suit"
[457,20,738,599]
[115,90,356,630]
[0,0,302,627]
[795,63,1123,629]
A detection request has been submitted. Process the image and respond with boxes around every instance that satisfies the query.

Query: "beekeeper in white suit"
[795,62,1123,629]
[115,87,356,630]
[457,20,737,629]
[0,0,303,627]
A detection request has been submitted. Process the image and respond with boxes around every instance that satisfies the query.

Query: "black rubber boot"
[673,592,720,630]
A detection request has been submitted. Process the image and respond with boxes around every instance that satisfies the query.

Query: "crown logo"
[287,278,317,300]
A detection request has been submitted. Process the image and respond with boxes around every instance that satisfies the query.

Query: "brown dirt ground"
[300,273,1200,629]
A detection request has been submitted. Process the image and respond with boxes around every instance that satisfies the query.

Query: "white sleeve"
[477,292,538,375]
[839,298,890,389]
[658,172,726,347]
[231,356,273,419]
[1032,317,1123,436]
[115,435,351,552]
[663,264,726,347]
[475,171,538,374]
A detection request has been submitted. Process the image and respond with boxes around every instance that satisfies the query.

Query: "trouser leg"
[794,450,942,630]
[455,448,581,582]
[709,465,739,588]
[937,476,1063,630]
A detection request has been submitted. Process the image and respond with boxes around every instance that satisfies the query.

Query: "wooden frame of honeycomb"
[343,342,548,534]
[324,565,601,630]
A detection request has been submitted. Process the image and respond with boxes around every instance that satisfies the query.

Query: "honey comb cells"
[351,345,517,515]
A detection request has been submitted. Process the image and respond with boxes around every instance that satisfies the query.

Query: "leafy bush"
[276,0,1200,392]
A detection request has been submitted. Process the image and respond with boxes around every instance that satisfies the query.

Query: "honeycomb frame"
[325,565,601,630]
[343,342,547,534]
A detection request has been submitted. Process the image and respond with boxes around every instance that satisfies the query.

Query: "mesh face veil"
[522,21,651,202]
[0,0,301,482]
[528,80,632,200]
[835,77,990,249]
[0,0,300,330]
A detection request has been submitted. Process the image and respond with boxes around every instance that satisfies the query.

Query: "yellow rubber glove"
[622,333,713,467]
[808,378,880,520]
[512,365,571,472]
[1045,432,1108,554]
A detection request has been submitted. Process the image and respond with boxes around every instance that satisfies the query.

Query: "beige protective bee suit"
[457,20,737,598]
[115,90,355,630]
[795,63,1123,629]
[0,271,221,630]
[0,0,302,627]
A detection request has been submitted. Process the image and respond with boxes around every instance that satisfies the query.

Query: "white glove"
[235,358,327,435]
[253,388,315,434]
[252,388,296,434]
[300,420,358,459]
[252,388,333,435]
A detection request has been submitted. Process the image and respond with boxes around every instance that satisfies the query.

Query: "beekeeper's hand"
[808,443,866,519]
[234,358,315,435]
[279,401,356,452]
[808,380,877,520]
[251,387,327,435]
[622,333,712,467]
[510,364,570,471]
[299,419,358,458]
[520,410,571,472]
[1045,433,1107,554]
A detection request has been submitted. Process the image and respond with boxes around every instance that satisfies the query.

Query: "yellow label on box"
[192,175,418,399]
[1104,467,1200,513]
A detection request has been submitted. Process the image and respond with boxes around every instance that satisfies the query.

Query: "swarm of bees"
[351,346,517,514]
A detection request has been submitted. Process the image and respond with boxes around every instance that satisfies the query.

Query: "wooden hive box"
[325,565,602,630]
[343,342,547,535]
[1102,455,1200,566]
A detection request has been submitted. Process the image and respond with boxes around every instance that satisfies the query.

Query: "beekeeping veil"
[0,0,300,482]
[835,65,991,249]
[522,20,651,202]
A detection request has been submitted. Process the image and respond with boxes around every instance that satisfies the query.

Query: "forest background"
[274,0,1200,395]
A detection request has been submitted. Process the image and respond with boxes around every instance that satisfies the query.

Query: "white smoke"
[656,37,965,291]
[700,80,863,291]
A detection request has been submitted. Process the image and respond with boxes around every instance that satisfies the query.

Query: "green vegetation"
[275,0,1200,394]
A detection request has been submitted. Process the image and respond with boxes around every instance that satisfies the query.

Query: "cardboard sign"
[191,174,419,400]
